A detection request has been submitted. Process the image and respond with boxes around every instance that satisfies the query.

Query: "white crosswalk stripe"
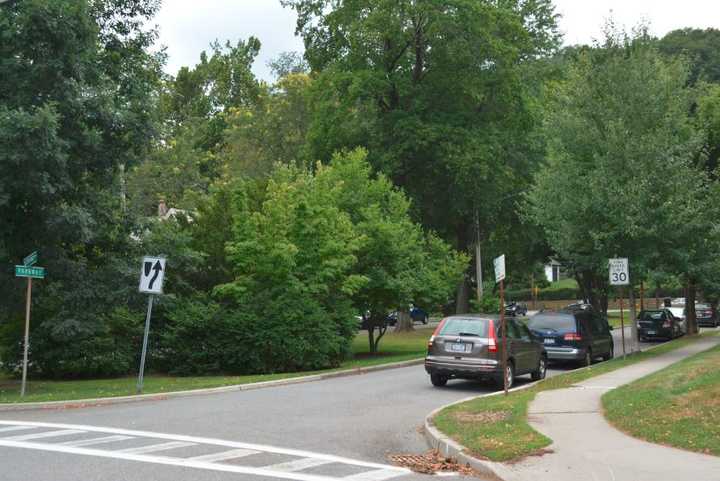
[0,426,38,434]
[119,441,196,454]
[343,469,409,481]
[0,421,413,481]
[2,429,85,441]
[264,458,334,472]
[60,435,134,447]
[188,448,259,463]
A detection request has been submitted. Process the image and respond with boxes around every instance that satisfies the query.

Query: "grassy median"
[432,332,718,462]
[603,344,720,456]
[0,328,431,404]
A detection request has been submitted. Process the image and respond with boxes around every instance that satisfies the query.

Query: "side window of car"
[518,323,533,341]
[591,314,606,335]
[506,320,521,340]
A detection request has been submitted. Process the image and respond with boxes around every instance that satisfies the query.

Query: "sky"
[154,0,720,81]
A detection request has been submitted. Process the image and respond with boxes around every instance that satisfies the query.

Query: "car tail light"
[428,318,447,347]
[488,319,498,353]
[564,333,582,341]
[662,320,672,328]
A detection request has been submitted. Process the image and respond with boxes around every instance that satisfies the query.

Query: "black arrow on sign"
[148,260,162,290]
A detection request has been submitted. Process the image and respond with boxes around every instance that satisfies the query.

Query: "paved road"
[0,327,650,481]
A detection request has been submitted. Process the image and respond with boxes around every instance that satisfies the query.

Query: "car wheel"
[531,355,547,381]
[430,373,448,387]
[496,361,515,389]
[581,349,593,367]
[602,344,614,361]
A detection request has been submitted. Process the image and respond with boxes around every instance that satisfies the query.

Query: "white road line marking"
[0,439,384,481]
[344,469,409,481]
[2,429,85,441]
[59,435,134,447]
[119,441,196,454]
[188,448,259,463]
[0,420,409,473]
[0,426,38,434]
[265,458,334,472]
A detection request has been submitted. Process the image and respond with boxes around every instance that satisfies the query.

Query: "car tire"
[602,344,614,361]
[430,373,448,387]
[496,361,515,389]
[581,349,593,367]
[531,355,547,381]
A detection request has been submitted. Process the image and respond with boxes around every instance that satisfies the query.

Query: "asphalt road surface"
[0,327,650,481]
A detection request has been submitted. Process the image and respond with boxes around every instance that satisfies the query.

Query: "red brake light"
[428,318,448,347]
[564,333,582,341]
[488,319,498,352]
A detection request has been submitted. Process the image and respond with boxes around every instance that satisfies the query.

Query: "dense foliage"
[2,1,720,379]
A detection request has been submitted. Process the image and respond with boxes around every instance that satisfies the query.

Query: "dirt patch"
[453,411,510,424]
[389,450,478,476]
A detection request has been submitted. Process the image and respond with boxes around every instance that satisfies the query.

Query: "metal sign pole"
[20,278,32,397]
[136,295,154,394]
[620,288,626,359]
[500,279,508,396]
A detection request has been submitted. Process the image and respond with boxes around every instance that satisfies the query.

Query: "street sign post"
[494,255,508,396]
[609,258,630,359]
[136,256,166,394]
[15,251,46,397]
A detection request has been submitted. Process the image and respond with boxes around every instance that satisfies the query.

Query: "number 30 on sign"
[609,258,629,286]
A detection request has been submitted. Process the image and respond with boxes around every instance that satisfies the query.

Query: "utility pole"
[475,209,483,302]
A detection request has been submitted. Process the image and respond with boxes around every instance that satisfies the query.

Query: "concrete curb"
[0,358,424,413]
[423,382,538,481]
[421,337,702,480]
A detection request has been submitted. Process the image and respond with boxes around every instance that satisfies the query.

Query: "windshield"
[528,314,576,332]
[641,311,664,321]
[439,318,489,337]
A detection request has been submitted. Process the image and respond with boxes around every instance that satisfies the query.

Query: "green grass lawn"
[603,344,720,456]
[0,328,431,404]
[607,312,632,328]
[432,332,718,462]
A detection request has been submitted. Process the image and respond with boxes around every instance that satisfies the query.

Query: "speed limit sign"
[609,258,629,286]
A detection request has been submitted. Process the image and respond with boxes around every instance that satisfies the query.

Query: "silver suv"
[424,315,547,388]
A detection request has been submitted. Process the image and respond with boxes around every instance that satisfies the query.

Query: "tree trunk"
[395,310,414,332]
[368,326,376,354]
[686,279,698,335]
[455,277,470,314]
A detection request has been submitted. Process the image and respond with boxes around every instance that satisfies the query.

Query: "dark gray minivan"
[528,309,614,365]
[425,315,547,388]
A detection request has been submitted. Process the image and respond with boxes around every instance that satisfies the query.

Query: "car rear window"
[642,312,664,320]
[528,314,576,332]
[439,318,489,337]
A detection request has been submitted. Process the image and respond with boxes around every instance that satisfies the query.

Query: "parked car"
[637,309,683,341]
[564,302,593,312]
[504,301,528,317]
[527,308,613,366]
[425,315,547,389]
[410,306,429,324]
[387,306,429,326]
[695,304,718,328]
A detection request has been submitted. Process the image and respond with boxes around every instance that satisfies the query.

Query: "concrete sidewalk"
[501,336,720,481]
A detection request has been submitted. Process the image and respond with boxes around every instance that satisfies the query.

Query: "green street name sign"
[23,251,38,267]
[15,265,46,279]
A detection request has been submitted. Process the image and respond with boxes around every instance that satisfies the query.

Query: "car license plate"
[544,338,555,345]
[647,330,656,335]
[450,343,467,353]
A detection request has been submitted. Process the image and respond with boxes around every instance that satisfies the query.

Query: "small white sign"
[609,258,629,286]
[139,256,166,294]
[494,255,506,283]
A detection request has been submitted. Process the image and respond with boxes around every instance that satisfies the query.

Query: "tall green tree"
[0,0,164,377]
[526,27,713,320]
[282,0,560,311]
